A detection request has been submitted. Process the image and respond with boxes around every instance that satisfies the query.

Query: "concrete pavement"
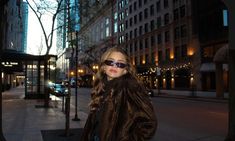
[2,86,88,141]
[2,86,228,141]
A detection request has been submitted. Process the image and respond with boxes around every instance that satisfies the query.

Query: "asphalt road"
[70,87,228,141]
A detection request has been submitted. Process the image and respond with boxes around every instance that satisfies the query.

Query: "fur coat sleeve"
[114,75,157,141]
[80,74,157,141]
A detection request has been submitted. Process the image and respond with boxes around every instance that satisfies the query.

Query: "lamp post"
[156,66,161,95]
[92,64,99,81]
[72,31,80,121]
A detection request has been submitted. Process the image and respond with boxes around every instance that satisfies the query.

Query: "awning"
[213,44,228,63]
[200,63,228,72]
[200,63,215,72]
[1,50,57,73]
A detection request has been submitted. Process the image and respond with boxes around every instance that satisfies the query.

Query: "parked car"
[147,88,154,97]
[52,84,68,96]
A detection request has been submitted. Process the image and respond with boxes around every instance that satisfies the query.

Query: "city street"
[71,87,228,141]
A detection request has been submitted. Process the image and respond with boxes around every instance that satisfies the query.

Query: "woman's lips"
[109,69,117,73]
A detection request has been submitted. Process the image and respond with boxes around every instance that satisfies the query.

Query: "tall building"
[56,0,69,82]
[70,0,116,86]
[117,0,199,90]
[116,0,228,94]
[21,1,29,53]
[58,0,228,95]
[2,0,24,52]
[56,0,81,82]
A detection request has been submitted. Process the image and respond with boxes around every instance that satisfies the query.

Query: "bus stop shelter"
[1,50,57,99]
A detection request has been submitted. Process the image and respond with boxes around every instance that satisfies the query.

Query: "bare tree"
[25,0,65,107]
[25,0,64,55]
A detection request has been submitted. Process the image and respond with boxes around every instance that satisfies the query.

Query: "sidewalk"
[2,86,88,141]
[2,86,228,141]
[153,89,228,103]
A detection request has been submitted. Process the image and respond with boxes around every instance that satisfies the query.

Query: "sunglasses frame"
[104,60,127,69]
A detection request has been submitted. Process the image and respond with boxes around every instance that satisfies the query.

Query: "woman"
[80,47,157,141]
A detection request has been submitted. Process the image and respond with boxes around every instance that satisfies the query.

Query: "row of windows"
[125,23,187,42]
[118,0,129,10]
[128,44,188,65]
[129,0,169,15]
[125,5,186,30]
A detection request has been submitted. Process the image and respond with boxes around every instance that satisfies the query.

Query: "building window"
[151,52,155,64]
[145,38,149,48]
[144,0,147,4]
[173,0,178,4]
[139,0,142,7]
[130,43,133,53]
[165,31,170,42]
[181,44,187,57]
[130,30,133,39]
[119,23,124,32]
[156,1,161,12]
[173,9,179,21]
[114,22,118,33]
[134,2,137,11]
[145,54,149,64]
[129,5,132,14]
[125,20,128,29]
[125,8,128,17]
[150,20,155,31]
[129,17,133,27]
[164,0,169,8]
[105,18,110,37]
[157,33,162,44]
[174,27,180,40]
[134,15,137,24]
[114,12,118,20]
[139,12,143,22]
[174,46,180,60]
[134,28,138,37]
[150,4,154,16]
[125,33,128,41]
[180,5,186,18]
[144,8,148,19]
[134,41,138,51]
[158,50,162,62]
[139,25,143,35]
[135,56,137,65]
[164,13,169,25]
[151,35,155,46]
[166,48,170,61]
[157,16,161,28]
[125,0,128,5]
[144,23,148,33]
[139,40,143,50]
[181,24,187,37]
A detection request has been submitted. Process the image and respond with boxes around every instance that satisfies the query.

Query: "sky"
[27,2,57,55]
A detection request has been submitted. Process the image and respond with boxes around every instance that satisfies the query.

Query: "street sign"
[157,67,161,76]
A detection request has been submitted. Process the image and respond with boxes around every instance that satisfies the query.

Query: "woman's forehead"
[107,52,126,60]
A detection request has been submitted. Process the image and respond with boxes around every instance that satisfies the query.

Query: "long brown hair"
[89,47,139,112]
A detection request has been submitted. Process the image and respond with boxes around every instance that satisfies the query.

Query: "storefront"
[1,50,57,99]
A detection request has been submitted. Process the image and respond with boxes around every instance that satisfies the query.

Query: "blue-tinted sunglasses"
[104,60,127,69]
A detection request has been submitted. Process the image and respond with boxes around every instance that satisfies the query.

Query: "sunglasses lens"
[104,60,127,68]
[116,62,126,68]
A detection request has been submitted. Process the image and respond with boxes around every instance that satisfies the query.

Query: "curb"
[153,93,228,103]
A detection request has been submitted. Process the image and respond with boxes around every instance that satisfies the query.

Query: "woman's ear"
[102,66,106,73]
[124,69,127,74]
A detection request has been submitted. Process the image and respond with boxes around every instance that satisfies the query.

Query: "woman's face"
[103,51,128,80]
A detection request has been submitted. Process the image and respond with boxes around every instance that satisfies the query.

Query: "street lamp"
[156,66,161,95]
[92,64,99,81]
[72,31,80,121]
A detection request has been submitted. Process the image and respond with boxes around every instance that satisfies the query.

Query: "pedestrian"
[80,47,157,141]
